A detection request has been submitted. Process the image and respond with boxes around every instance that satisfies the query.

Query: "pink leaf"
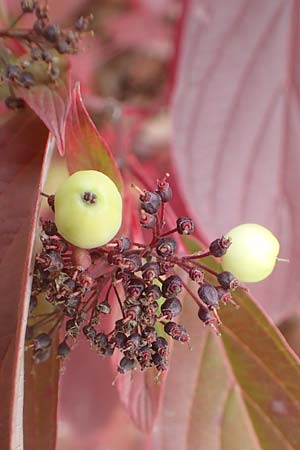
[0,110,52,449]
[64,83,123,192]
[18,78,71,156]
[170,0,300,322]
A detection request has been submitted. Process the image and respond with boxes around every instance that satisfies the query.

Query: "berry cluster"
[28,175,239,375]
[0,1,93,109]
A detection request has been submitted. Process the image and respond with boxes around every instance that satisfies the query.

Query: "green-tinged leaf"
[154,237,300,450]
[64,82,123,192]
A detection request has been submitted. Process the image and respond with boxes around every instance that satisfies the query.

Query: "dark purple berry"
[176,217,194,235]
[41,49,53,63]
[94,332,108,349]
[57,341,71,358]
[125,305,142,320]
[159,260,174,275]
[6,65,21,81]
[125,333,144,351]
[5,96,25,110]
[164,322,189,343]
[124,254,142,272]
[118,356,136,373]
[34,333,51,350]
[20,71,35,89]
[127,278,145,299]
[156,180,172,202]
[140,191,161,214]
[56,39,70,54]
[113,332,127,348]
[161,297,182,319]
[43,24,61,42]
[140,211,156,229]
[152,337,168,356]
[209,236,231,257]
[42,220,57,236]
[33,347,51,364]
[189,267,204,283]
[83,325,96,340]
[162,275,183,298]
[144,285,161,302]
[142,326,157,344]
[142,262,160,281]
[112,237,131,252]
[45,251,64,272]
[33,19,46,34]
[198,304,213,324]
[198,284,219,309]
[156,237,176,257]
[152,352,168,371]
[217,271,239,290]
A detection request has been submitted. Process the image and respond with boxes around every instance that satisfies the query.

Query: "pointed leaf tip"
[64,83,123,192]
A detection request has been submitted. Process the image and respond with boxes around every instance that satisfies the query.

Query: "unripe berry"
[54,170,122,249]
[221,224,280,282]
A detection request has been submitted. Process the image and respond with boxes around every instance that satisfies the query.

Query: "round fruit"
[221,223,280,282]
[54,170,122,249]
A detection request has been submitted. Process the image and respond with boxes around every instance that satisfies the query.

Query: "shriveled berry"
[57,341,71,358]
[152,352,168,371]
[209,236,232,257]
[198,304,213,324]
[189,267,204,283]
[118,356,136,373]
[42,220,57,236]
[96,300,111,314]
[43,24,61,43]
[140,211,156,229]
[156,180,172,203]
[217,271,239,290]
[94,332,108,349]
[162,275,183,298]
[142,262,160,281]
[164,322,189,343]
[33,347,51,364]
[140,191,161,214]
[156,237,176,257]
[144,284,161,302]
[83,325,96,340]
[161,297,182,319]
[34,333,51,350]
[176,217,194,235]
[5,96,25,110]
[152,337,168,355]
[123,254,142,272]
[127,278,145,299]
[198,284,219,309]
[142,326,157,344]
[6,65,21,81]
[113,332,127,348]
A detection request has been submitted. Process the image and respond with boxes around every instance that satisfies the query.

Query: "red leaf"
[170,0,300,321]
[0,110,50,449]
[64,83,123,192]
[18,78,71,156]
[153,238,300,450]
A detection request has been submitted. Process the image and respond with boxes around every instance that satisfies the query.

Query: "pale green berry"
[54,170,122,249]
[221,223,280,282]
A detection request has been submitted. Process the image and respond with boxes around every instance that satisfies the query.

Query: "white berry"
[221,223,280,282]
